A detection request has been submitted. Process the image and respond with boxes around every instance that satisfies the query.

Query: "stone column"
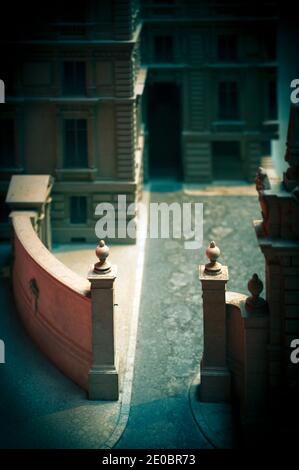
[199,241,230,402]
[242,274,269,431]
[87,240,119,400]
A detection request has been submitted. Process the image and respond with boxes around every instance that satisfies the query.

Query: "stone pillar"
[199,241,230,402]
[254,106,299,420]
[242,274,269,431]
[87,240,119,401]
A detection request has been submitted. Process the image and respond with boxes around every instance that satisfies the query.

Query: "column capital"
[199,264,229,285]
[87,266,117,288]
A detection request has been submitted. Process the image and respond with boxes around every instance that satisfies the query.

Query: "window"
[267,80,277,120]
[0,119,15,168]
[154,36,173,62]
[60,2,86,22]
[70,196,87,224]
[62,62,86,95]
[217,35,237,61]
[264,31,276,61]
[218,81,239,120]
[64,119,88,168]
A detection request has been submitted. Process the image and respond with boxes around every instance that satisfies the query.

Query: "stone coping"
[6,174,53,207]
[11,211,90,297]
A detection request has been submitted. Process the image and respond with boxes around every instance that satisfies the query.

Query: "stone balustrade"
[7,175,119,401]
[199,241,268,433]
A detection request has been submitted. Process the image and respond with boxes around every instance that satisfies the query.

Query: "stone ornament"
[94,240,112,274]
[245,273,267,313]
[204,240,222,275]
[255,167,270,192]
[255,167,270,235]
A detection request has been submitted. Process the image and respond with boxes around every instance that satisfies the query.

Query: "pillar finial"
[204,240,222,275]
[245,273,267,312]
[255,166,270,191]
[94,239,111,274]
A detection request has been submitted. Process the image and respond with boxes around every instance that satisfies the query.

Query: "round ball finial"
[247,273,263,298]
[246,273,267,312]
[94,239,111,273]
[204,240,222,275]
[255,166,270,191]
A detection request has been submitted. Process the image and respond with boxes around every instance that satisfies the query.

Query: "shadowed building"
[141,0,278,182]
[0,0,146,242]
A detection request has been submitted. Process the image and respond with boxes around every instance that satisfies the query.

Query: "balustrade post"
[199,241,230,402]
[242,274,268,430]
[87,240,119,400]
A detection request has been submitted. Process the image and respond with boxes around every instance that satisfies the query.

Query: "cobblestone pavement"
[116,187,264,449]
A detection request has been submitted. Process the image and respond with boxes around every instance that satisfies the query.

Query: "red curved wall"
[13,233,92,391]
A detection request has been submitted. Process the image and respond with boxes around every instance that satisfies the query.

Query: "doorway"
[147,82,182,180]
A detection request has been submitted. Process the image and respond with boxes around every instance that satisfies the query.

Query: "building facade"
[0,0,279,241]
[141,0,278,182]
[0,0,146,242]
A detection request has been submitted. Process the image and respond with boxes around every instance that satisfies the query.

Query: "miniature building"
[0,0,146,243]
[141,0,278,182]
[0,0,278,241]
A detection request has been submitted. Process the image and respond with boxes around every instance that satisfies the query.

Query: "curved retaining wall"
[12,212,92,391]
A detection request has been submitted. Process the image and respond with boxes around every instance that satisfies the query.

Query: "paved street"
[116,185,264,448]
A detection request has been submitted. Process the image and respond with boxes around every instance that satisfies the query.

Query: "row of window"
[1,33,274,98]
[153,33,276,63]
[0,79,277,168]
[16,33,274,97]
[144,0,277,19]
[218,79,277,121]
[0,118,89,169]
[218,81,239,120]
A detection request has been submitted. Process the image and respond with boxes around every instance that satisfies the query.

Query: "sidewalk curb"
[189,373,236,449]
[100,192,149,449]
